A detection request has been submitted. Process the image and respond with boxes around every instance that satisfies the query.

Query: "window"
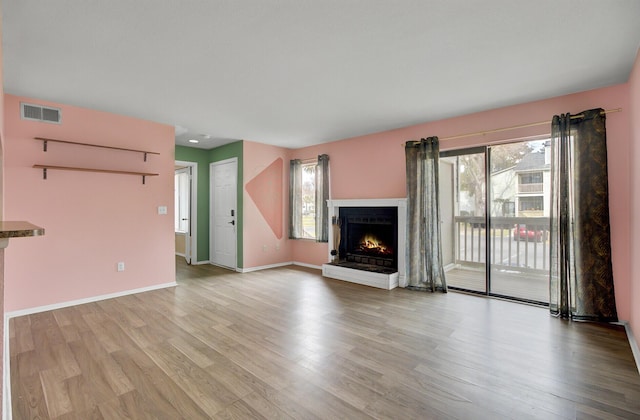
[290,160,317,239]
[519,172,543,184]
[289,155,329,241]
[301,162,317,239]
[502,201,515,217]
[518,172,544,193]
[519,196,544,211]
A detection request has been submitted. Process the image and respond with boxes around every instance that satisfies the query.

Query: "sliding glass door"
[440,140,550,304]
[440,147,487,293]
[489,141,550,303]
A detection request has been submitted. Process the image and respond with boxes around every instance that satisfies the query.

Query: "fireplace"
[338,206,397,271]
[322,199,407,290]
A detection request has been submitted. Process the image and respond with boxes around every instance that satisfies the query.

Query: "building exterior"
[490,142,551,218]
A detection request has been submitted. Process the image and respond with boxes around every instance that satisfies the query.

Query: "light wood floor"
[9,258,640,419]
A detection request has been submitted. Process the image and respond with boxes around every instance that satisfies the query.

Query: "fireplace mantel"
[327,198,407,209]
[323,198,407,289]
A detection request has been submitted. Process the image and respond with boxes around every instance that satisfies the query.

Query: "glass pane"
[440,151,487,293]
[489,140,550,303]
[301,163,316,239]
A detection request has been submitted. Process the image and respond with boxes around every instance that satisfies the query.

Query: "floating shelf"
[33,164,159,184]
[35,137,160,161]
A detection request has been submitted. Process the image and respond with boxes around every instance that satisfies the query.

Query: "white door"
[210,158,237,269]
[175,166,192,264]
[439,160,455,267]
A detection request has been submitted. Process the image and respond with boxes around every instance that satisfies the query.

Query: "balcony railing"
[518,183,543,193]
[453,216,550,272]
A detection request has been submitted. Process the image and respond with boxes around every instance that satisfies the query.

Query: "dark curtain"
[549,109,617,321]
[405,137,447,292]
[315,154,330,242]
[289,159,303,239]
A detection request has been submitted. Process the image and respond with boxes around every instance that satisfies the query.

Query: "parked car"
[512,224,548,242]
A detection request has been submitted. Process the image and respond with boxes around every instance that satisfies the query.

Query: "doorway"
[440,140,550,304]
[210,158,238,270]
[175,161,198,264]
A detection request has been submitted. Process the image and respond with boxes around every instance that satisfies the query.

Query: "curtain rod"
[403,108,622,146]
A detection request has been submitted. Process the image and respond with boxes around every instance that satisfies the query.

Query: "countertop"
[0,221,45,239]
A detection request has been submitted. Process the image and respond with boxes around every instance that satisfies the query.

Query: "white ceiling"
[4,1,640,150]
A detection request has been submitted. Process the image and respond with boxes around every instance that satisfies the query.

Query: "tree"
[490,142,531,172]
[457,142,531,216]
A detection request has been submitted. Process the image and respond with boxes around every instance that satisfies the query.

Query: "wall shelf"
[33,136,161,184]
[33,164,159,184]
[34,137,160,161]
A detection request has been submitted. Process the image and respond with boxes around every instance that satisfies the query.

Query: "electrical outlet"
[158,206,168,215]
[275,244,280,251]
[117,262,125,272]
[262,245,268,252]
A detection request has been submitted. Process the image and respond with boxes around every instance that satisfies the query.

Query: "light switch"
[158,206,168,215]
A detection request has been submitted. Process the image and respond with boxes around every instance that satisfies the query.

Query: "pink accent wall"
[242,141,292,268]
[3,95,175,312]
[291,84,633,322]
[629,48,640,348]
[246,158,284,239]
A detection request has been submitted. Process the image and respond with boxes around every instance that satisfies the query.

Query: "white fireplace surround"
[322,198,407,289]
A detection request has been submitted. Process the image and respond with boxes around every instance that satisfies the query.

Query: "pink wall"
[291,84,633,322]
[0,12,5,413]
[3,95,175,312]
[629,48,640,347]
[243,140,292,268]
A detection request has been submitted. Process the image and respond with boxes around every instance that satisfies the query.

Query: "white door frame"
[176,160,198,264]
[175,167,190,259]
[440,159,455,269]
[210,157,238,270]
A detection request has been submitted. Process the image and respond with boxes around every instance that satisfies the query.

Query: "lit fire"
[357,234,392,255]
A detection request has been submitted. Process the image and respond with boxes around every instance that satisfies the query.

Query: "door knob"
[229,220,235,225]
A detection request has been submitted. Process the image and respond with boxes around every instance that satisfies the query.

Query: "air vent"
[20,102,62,124]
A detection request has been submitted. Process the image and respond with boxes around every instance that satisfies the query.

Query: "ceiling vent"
[20,102,62,124]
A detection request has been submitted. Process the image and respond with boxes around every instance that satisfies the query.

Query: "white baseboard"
[239,261,323,273]
[194,260,322,271]
[292,261,322,270]
[175,252,186,257]
[239,262,293,273]
[5,282,178,319]
[620,321,640,374]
